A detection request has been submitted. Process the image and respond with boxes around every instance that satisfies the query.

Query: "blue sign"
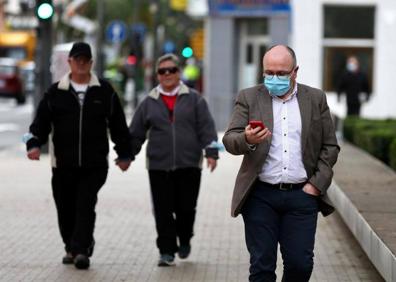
[209,0,290,16]
[131,23,146,44]
[106,20,127,44]
[163,40,176,53]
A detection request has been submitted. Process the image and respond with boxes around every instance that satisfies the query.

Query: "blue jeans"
[242,181,319,282]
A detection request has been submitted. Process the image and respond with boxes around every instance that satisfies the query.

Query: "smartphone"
[249,120,266,129]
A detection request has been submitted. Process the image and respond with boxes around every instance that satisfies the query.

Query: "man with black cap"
[24,41,132,269]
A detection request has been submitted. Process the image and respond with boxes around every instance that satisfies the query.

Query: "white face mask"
[347,62,358,72]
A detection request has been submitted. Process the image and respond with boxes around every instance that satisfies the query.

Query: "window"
[322,5,375,91]
[324,6,375,39]
[247,18,269,36]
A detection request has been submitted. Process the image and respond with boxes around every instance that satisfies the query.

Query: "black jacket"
[27,73,131,168]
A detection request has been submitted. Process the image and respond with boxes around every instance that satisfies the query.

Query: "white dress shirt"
[258,84,308,184]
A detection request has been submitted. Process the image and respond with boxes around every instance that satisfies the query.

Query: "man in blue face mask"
[223,45,340,282]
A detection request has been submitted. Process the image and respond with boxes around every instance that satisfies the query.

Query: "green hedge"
[343,117,396,167]
[390,139,396,171]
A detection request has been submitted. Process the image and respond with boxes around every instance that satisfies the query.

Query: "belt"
[260,181,306,191]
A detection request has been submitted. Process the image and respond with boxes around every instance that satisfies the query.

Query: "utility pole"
[96,0,104,78]
[150,0,159,88]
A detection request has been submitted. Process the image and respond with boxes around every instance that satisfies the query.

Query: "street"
[0,97,33,150]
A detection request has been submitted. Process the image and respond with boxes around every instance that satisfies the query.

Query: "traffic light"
[182,47,193,58]
[36,0,54,21]
[125,53,137,77]
[127,54,137,66]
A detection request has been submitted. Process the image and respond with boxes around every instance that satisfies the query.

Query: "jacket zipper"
[78,104,83,167]
[71,89,86,167]
[171,97,178,170]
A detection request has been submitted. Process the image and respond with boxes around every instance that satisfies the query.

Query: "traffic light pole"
[34,7,53,153]
[34,19,53,110]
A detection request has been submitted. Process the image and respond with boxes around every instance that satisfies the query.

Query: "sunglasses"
[157,67,179,75]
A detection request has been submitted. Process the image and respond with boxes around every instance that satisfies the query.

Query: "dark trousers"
[52,167,108,256]
[148,168,201,255]
[346,101,361,116]
[242,181,319,282]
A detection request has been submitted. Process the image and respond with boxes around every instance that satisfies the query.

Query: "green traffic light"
[182,47,193,58]
[37,3,54,20]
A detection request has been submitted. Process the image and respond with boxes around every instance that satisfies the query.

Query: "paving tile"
[0,144,384,281]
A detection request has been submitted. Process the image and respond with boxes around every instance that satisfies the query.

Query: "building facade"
[204,0,396,130]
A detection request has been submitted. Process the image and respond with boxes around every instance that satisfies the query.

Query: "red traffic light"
[127,55,137,65]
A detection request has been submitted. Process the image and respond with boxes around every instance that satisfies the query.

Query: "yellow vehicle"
[0,31,36,63]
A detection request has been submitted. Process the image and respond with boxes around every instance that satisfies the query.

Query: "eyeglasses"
[157,67,179,75]
[263,68,296,81]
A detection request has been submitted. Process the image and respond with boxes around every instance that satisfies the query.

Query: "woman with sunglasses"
[128,53,219,267]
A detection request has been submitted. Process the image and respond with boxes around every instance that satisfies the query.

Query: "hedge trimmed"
[390,139,396,171]
[343,117,396,167]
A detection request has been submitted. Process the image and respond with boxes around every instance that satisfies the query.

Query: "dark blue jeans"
[242,181,319,282]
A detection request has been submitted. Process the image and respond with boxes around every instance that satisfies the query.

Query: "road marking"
[0,123,20,132]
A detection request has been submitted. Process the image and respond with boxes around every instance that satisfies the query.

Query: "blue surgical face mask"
[346,62,358,72]
[264,76,291,97]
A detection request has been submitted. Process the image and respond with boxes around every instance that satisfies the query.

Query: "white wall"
[364,0,396,118]
[291,0,396,118]
[290,0,322,88]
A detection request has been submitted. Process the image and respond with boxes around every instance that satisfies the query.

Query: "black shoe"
[158,254,175,267]
[74,254,90,270]
[62,253,74,264]
[178,244,191,259]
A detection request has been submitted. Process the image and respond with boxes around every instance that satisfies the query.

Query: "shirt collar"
[271,82,298,102]
[157,82,181,96]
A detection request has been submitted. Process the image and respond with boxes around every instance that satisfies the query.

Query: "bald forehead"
[263,46,293,67]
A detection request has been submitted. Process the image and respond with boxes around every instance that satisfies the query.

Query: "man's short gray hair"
[155,53,180,72]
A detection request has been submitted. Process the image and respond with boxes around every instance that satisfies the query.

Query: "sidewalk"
[0,143,383,282]
[331,141,396,282]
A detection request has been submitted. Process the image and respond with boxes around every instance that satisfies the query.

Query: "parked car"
[20,61,35,97]
[0,58,25,104]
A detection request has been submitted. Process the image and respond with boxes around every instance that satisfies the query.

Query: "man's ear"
[293,66,299,78]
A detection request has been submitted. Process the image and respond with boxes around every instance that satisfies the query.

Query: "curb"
[328,181,396,282]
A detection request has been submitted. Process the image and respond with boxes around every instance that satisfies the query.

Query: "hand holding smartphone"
[249,120,266,130]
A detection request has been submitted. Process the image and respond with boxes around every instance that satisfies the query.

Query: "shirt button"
[284,150,287,153]
[283,117,286,120]
[284,134,287,136]
[284,167,287,170]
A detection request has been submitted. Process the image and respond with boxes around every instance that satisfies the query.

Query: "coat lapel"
[297,84,311,154]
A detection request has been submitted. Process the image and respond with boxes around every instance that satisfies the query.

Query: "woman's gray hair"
[155,53,180,72]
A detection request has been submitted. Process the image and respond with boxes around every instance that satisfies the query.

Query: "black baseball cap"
[69,42,92,59]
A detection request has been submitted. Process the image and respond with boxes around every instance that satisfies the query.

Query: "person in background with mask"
[337,55,370,116]
[223,45,340,282]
